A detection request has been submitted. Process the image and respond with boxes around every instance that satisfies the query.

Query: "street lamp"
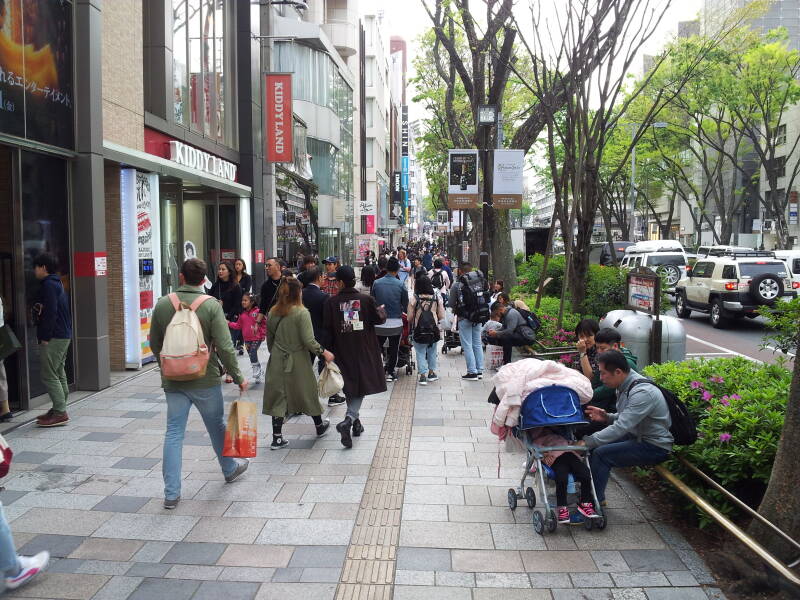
[478,105,498,126]
[628,121,667,240]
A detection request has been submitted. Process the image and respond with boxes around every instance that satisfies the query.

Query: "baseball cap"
[323,256,339,264]
[334,265,355,282]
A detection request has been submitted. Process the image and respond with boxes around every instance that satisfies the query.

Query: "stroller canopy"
[519,385,588,430]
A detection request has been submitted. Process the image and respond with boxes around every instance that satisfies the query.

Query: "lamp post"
[626,121,667,240]
[478,104,499,274]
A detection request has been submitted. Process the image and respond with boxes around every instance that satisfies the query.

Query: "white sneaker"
[5,551,49,589]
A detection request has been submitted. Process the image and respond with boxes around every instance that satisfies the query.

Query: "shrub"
[643,357,791,524]
[513,254,565,298]
[759,296,800,354]
[581,264,627,317]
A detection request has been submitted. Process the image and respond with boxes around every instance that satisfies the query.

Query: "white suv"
[620,240,689,293]
[675,250,798,328]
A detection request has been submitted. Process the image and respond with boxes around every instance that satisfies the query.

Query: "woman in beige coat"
[264,278,334,449]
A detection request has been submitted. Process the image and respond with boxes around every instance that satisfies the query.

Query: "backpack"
[412,295,440,345]
[431,269,445,290]
[629,379,697,446]
[515,306,542,334]
[160,293,215,381]
[458,271,490,324]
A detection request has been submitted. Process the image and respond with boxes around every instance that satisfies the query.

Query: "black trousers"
[552,452,592,506]
[493,333,531,364]
[378,335,401,374]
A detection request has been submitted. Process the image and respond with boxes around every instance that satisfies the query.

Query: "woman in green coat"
[264,277,334,449]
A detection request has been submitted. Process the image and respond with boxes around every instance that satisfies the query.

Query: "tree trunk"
[749,354,800,561]
[467,208,483,266]
[491,208,517,287]
[570,223,593,313]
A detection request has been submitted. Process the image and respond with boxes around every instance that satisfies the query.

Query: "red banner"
[265,74,293,163]
[73,252,107,277]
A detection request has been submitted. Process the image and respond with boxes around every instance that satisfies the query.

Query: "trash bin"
[600,309,686,369]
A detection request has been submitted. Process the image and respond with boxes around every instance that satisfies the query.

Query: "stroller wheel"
[532,510,544,534]
[525,487,536,509]
[507,488,518,510]
[583,515,593,531]
[595,516,607,530]
[546,509,557,533]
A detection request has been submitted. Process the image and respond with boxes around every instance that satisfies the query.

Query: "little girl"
[531,426,600,523]
[228,293,267,383]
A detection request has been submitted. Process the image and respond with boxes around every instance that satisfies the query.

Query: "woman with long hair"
[233,258,252,294]
[407,275,445,386]
[264,278,334,449]
[356,263,377,294]
[209,261,244,359]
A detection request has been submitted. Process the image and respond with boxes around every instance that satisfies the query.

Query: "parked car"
[620,240,689,293]
[675,250,798,328]
[773,250,800,290]
[695,245,754,258]
[588,241,635,266]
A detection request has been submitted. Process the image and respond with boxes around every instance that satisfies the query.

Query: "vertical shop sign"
[448,150,480,209]
[401,106,409,221]
[790,190,798,225]
[492,149,524,209]
[136,172,155,362]
[265,74,294,162]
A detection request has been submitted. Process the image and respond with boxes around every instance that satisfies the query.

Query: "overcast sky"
[375,0,704,123]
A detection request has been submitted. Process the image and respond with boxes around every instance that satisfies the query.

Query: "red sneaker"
[577,502,600,519]
[557,506,570,524]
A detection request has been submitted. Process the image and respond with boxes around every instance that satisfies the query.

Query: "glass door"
[160,183,182,295]
[0,146,21,410]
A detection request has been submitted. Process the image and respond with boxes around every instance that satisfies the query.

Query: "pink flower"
[690,381,702,389]
[719,433,732,443]
[702,390,713,401]
[730,394,741,400]
[719,396,730,407]
[709,376,725,384]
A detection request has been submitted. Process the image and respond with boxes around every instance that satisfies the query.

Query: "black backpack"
[629,379,697,446]
[431,269,445,290]
[458,271,490,324]
[515,306,542,333]
[412,295,440,345]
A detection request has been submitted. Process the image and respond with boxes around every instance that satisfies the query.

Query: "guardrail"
[655,456,800,591]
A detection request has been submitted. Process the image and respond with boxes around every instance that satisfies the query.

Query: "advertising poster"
[627,273,658,315]
[0,0,74,148]
[448,149,479,209]
[136,172,155,363]
[790,191,798,226]
[492,149,524,209]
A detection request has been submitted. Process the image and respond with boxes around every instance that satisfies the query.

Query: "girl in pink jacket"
[229,293,267,383]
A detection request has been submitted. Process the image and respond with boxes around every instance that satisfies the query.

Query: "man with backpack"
[485,301,535,365]
[407,276,445,385]
[149,258,250,509]
[429,259,451,302]
[449,262,489,380]
[577,350,673,505]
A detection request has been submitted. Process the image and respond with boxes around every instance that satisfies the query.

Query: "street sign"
[448,149,479,209]
[626,267,661,316]
[492,149,524,209]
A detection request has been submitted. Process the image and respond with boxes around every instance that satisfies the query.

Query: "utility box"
[600,309,687,369]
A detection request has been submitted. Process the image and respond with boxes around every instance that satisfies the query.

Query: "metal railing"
[655,456,800,590]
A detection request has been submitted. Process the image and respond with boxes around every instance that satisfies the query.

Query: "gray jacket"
[583,370,673,451]
[495,307,526,339]
[448,280,462,311]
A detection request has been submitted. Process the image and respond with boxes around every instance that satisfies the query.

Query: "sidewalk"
[0,347,724,599]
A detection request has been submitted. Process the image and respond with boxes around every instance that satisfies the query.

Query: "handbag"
[318,361,344,398]
[0,433,13,478]
[0,325,22,361]
[222,395,258,458]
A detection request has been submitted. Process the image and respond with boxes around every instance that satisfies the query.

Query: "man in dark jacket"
[33,253,73,427]
[485,302,532,365]
[302,267,344,406]
[323,266,387,449]
[257,257,285,322]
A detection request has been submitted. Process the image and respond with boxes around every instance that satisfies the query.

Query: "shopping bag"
[0,325,22,361]
[318,361,344,398]
[223,398,258,458]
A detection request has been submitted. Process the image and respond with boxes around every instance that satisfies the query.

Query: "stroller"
[507,384,607,534]
[396,313,415,376]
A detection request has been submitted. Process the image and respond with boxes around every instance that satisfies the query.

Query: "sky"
[375,0,705,124]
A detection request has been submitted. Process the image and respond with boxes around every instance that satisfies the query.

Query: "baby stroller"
[396,313,415,376]
[507,384,606,534]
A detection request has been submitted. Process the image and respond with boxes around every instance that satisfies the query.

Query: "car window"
[739,262,789,278]
[793,258,800,275]
[693,262,712,278]
[647,254,686,266]
[633,257,642,267]
[722,265,736,279]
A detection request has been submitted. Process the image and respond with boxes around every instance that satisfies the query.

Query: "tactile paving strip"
[335,374,416,599]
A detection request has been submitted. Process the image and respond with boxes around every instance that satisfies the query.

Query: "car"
[695,245,754,258]
[773,250,800,290]
[589,241,635,266]
[620,240,689,293]
[675,250,798,328]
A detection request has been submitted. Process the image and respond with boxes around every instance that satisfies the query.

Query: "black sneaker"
[270,436,289,450]
[461,373,479,381]
[385,372,397,382]
[316,419,331,437]
[427,372,439,382]
[328,395,346,406]
[352,419,364,437]
[163,497,180,509]
[336,418,353,449]
[477,372,483,380]
[224,459,249,483]
[418,375,428,386]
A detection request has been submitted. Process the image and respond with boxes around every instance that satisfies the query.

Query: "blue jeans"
[589,437,670,502]
[458,320,484,374]
[163,386,239,500]
[0,504,19,576]
[413,341,438,376]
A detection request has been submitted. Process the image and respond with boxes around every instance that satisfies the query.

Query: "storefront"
[103,129,251,370]
[0,0,76,410]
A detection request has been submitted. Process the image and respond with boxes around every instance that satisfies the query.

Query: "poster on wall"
[448,150,479,209]
[492,149,524,209]
[0,0,74,148]
[136,173,155,363]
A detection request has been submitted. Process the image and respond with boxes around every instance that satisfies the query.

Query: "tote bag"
[222,397,258,458]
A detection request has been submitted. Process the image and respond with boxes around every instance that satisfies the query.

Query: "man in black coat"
[302,267,344,406]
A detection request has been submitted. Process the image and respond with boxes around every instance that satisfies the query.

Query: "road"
[665,306,795,368]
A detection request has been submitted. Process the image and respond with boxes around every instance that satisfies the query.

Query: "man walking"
[149,258,250,509]
[303,267,344,406]
[449,262,488,380]
[371,257,408,382]
[33,253,73,427]
[258,257,285,322]
[578,350,672,504]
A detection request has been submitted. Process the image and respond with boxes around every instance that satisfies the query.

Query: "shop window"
[172,0,236,147]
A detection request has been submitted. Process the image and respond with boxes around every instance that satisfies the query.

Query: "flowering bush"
[643,357,791,524]
[512,254,566,298]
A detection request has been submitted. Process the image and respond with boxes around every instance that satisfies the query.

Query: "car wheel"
[675,292,691,318]
[749,273,784,305]
[710,299,728,329]
[657,265,681,288]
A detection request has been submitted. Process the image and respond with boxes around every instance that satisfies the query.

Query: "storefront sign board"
[492,149,524,209]
[448,149,479,209]
[265,73,294,163]
[169,141,237,182]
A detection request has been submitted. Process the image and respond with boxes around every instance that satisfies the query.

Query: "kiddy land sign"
[265,73,294,163]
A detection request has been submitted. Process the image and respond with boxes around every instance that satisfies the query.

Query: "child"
[531,426,600,523]
[481,315,504,370]
[228,293,267,383]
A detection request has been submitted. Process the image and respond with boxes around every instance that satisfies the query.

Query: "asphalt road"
[665,306,795,367]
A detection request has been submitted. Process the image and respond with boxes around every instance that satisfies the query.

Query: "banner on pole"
[448,149,479,209]
[265,74,293,163]
[492,149,524,209]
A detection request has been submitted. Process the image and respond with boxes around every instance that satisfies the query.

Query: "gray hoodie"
[583,370,673,451]
[494,307,526,339]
